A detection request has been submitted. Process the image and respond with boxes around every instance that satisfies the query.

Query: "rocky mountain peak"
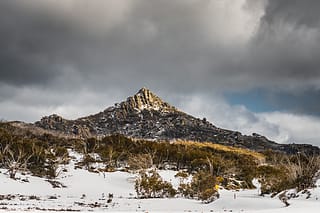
[33,87,320,155]
[119,87,177,112]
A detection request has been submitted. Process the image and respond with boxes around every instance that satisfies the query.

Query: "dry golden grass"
[174,140,265,162]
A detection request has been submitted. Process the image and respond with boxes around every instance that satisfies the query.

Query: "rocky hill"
[35,88,320,154]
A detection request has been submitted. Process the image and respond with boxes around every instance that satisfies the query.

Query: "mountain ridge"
[34,88,320,154]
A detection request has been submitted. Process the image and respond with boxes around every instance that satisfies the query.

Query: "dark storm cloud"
[0,0,255,94]
[1,0,320,120]
[0,1,68,86]
[246,0,320,86]
[236,0,320,114]
[263,0,320,29]
[1,0,320,89]
[2,0,320,145]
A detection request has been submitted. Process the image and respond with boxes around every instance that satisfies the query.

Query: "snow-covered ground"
[0,151,320,212]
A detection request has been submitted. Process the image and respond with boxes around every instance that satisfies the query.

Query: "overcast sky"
[1,0,320,146]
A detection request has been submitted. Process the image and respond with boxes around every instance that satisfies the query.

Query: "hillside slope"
[34,88,319,154]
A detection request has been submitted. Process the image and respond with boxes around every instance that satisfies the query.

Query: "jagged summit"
[34,88,320,155]
[118,87,177,113]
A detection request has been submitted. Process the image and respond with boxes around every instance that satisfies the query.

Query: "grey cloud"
[263,0,320,29]
[1,0,320,93]
[0,0,256,93]
[244,0,320,88]
[0,2,64,86]
[1,0,320,145]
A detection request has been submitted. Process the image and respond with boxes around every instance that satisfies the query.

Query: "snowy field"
[1,151,320,212]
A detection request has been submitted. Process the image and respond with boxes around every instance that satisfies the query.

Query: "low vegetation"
[1,122,320,201]
[256,150,320,195]
[135,169,219,203]
[0,123,74,178]
[135,170,176,198]
[175,140,265,162]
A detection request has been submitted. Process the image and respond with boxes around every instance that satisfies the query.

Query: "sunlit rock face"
[35,88,320,155]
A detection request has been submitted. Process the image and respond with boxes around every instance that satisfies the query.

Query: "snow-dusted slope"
[33,88,320,155]
[0,152,320,212]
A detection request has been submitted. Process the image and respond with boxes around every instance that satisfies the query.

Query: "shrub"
[128,154,153,170]
[177,170,220,203]
[135,170,176,198]
[258,152,320,194]
[256,165,290,194]
[54,146,68,158]
[189,171,219,203]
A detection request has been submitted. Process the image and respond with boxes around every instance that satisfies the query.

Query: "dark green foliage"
[75,134,261,188]
[189,171,219,203]
[0,124,71,178]
[86,138,99,153]
[94,135,320,195]
[175,171,189,179]
[128,154,153,170]
[76,154,96,170]
[258,150,320,194]
[255,165,291,194]
[174,170,220,203]
[288,153,320,191]
[234,155,257,188]
[135,170,176,198]
[54,146,68,158]
[2,122,319,196]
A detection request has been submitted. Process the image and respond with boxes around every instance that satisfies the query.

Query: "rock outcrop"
[120,87,177,113]
[35,88,320,155]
